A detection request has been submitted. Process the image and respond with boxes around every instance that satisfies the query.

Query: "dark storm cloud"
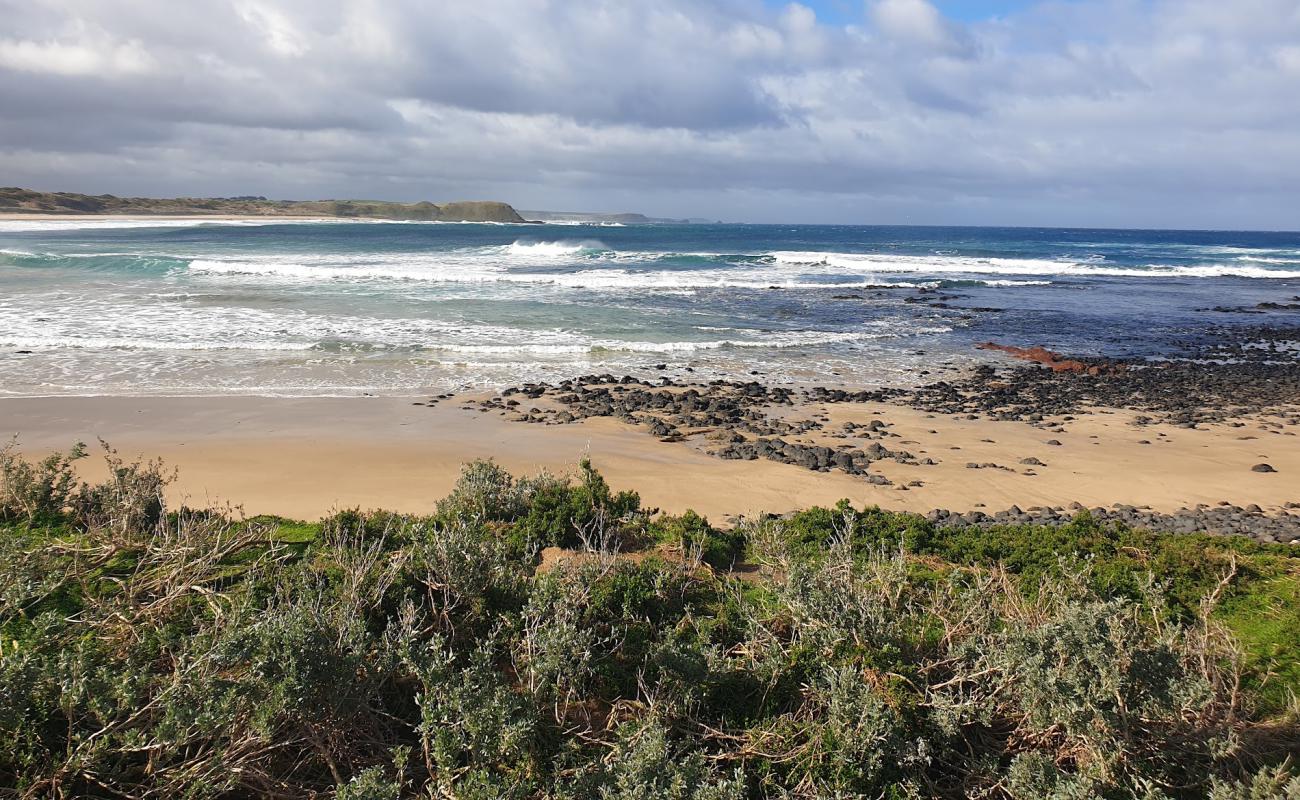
[1,0,1298,227]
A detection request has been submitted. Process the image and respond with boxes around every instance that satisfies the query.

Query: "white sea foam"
[0,336,318,351]
[1235,255,1300,265]
[504,239,607,258]
[183,257,947,290]
[538,220,627,227]
[0,290,942,358]
[6,222,1296,397]
[174,243,1300,288]
[769,251,1300,279]
[443,328,942,356]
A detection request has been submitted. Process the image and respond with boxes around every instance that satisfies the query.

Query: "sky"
[1,0,1298,229]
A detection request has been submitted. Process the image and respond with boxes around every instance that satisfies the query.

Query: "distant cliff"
[521,209,720,225]
[0,188,527,223]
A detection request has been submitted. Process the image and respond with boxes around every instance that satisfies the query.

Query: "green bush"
[436,459,531,523]
[654,510,744,570]
[594,719,743,800]
[513,458,641,549]
[1,451,1297,798]
[0,439,86,525]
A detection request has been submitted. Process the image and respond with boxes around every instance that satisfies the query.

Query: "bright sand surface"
[3,395,1297,522]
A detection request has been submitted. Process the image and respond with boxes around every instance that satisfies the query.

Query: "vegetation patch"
[1,443,1297,798]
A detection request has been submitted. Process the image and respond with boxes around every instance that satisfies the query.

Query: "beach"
[2,216,1299,534]
[7,3,1300,792]
[5,388,1296,524]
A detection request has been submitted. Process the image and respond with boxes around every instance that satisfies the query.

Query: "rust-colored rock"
[976,342,1125,375]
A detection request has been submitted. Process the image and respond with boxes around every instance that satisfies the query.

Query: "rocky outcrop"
[975,342,1125,376]
[433,201,525,223]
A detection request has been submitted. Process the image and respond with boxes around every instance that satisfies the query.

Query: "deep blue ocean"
[2,218,1298,396]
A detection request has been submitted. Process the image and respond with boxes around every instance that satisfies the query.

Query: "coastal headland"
[0,187,529,223]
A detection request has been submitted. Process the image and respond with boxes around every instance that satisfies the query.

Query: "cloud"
[869,0,969,53]
[0,0,1297,228]
[0,34,154,76]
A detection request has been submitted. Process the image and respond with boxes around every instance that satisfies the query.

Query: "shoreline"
[0,212,332,222]
[5,388,1296,528]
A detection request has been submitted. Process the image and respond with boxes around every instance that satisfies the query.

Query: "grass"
[1218,569,1300,713]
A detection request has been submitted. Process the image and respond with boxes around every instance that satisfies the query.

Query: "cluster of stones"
[410,392,455,407]
[864,326,1300,427]
[925,501,1300,545]
[487,375,799,436]
[474,374,926,481]
[1205,298,1300,313]
[712,437,919,485]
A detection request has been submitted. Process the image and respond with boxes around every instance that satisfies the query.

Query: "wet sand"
[3,394,1296,521]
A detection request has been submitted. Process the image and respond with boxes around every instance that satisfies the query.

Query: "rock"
[975,342,1126,375]
[1252,463,1278,473]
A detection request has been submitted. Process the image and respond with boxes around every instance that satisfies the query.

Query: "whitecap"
[504,239,607,258]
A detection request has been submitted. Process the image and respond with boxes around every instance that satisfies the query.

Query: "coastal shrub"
[654,510,744,570]
[594,719,744,800]
[405,517,532,641]
[513,458,641,549]
[404,638,541,799]
[321,507,418,542]
[437,458,641,551]
[3,449,1298,798]
[70,442,174,537]
[436,458,531,523]
[0,439,86,525]
[1004,751,1102,799]
[771,500,1298,614]
[1208,762,1300,799]
[0,439,180,536]
[986,599,1232,792]
[336,763,404,800]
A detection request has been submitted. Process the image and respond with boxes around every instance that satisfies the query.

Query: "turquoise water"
[1,218,1298,395]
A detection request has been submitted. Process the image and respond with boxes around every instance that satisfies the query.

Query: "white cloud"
[235,1,310,57]
[0,36,153,76]
[870,0,955,48]
[0,0,1297,228]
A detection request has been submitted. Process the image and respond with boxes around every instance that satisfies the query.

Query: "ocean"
[2,218,1299,396]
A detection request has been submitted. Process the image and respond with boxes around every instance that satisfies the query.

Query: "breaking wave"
[504,239,608,258]
[0,293,946,357]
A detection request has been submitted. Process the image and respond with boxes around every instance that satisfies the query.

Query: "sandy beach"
[4,392,1296,522]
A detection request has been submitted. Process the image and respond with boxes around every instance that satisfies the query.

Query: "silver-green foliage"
[1,452,1295,798]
